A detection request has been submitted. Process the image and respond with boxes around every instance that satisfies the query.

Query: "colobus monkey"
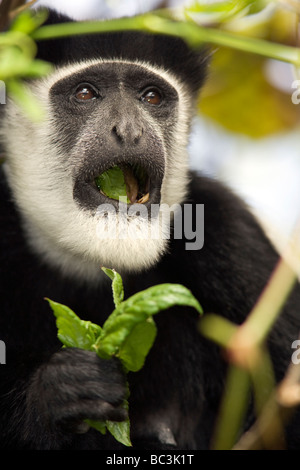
[0,10,300,450]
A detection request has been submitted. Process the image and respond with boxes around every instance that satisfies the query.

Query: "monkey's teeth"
[137,193,150,204]
[119,163,150,204]
[121,165,139,204]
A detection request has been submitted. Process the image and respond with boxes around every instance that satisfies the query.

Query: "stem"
[31,16,148,40]
[197,25,300,65]
[212,365,251,450]
[31,14,300,66]
[199,314,238,348]
[234,390,287,450]
[240,258,297,346]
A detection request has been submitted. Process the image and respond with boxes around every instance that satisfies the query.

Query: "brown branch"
[0,0,35,31]
[0,0,14,31]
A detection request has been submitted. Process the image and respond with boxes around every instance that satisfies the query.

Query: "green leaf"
[105,283,203,328]
[47,297,131,445]
[11,9,49,35]
[87,389,131,446]
[185,0,253,24]
[46,299,102,350]
[118,318,157,372]
[102,267,124,308]
[88,415,132,447]
[7,80,43,122]
[47,297,131,446]
[106,399,132,447]
[95,166,130,203]
[96,313,139,359]
[85,419,107,435]
[199,48,300,138]
[106,420,131,447]
[96,283,202,368]
[48,275,203,447]
[0,47,52,81]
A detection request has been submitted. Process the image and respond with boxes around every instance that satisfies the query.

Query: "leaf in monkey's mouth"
[95,164,150,204]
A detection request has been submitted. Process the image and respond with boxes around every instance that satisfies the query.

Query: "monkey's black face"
[49,62,179,212]
[2,57,193,278]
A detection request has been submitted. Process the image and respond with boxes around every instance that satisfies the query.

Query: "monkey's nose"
[112,119,143,146]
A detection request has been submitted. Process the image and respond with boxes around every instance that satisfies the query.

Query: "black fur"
[36,11,208,95]
[1,10,300,450]
[1,164,300,449]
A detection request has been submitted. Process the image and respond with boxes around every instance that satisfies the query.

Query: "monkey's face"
[2,60,194,281]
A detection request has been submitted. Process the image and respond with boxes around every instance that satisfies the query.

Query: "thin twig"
[234,361,300,450]
[0,0,32,30]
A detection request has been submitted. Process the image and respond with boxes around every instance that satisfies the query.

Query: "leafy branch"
[200,249,299,449]
[47,268,202,447]
[0,7,52,120]
[30,12,300,66]
[1,1,300,119]
[234,356,300,449]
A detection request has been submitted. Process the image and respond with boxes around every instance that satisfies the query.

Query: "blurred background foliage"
[200,46,300,137]
[198,3,300,137]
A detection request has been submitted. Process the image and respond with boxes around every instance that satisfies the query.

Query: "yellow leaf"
[199,48,300,138]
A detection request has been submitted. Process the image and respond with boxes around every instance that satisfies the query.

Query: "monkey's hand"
[26,348,128,436]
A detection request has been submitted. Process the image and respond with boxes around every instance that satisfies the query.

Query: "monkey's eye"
[74,84,98,101]
[141,88,162,106]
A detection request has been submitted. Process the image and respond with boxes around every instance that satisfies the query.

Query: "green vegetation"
[47,268,202,446]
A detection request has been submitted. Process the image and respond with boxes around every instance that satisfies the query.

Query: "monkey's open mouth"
[95,163,150,204]
[73,157,164,212]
